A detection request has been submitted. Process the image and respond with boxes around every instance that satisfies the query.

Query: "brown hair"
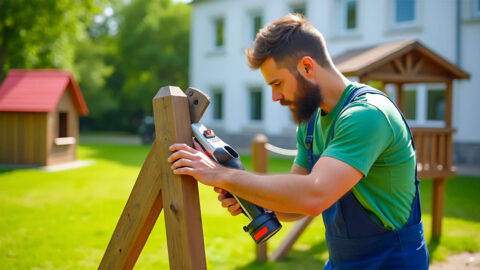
[246,14,332,71]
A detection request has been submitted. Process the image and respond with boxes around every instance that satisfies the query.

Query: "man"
[168,14,429,269]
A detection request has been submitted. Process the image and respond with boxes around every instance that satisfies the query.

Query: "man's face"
[260,58,323,124]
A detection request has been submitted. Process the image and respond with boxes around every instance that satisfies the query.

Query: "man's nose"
[272,91,284,102]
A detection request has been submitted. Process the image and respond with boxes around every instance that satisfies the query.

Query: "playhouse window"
[59,112,68,137]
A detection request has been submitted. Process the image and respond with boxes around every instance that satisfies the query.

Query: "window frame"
[390,0,420,30]
[211,89,224,121]
[340,0,359,33]
[211,16,225,51]
[290,2,307,16]
[248,11,263,43]
[396,83,446,128]
[58,112,68,138]
[248,87,264,122]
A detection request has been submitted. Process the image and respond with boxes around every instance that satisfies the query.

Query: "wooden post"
[99,141,165,269]
[252,134,268,263]
[396,83,404,112]
[432,177,447,238]
[445,81,453,128]
[152,86,207,269]
[99,86,207,270]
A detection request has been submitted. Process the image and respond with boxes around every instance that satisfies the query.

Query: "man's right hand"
[214,187,243,216]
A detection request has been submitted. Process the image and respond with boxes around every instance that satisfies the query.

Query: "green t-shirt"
[294,83,416,230]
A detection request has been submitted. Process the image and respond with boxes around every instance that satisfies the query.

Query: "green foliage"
[113,0,191,130]
[0,0,191,132]
[0,0,102,79]
[0,144,479,268]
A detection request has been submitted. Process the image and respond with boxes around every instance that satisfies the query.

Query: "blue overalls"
[305,85,429,269]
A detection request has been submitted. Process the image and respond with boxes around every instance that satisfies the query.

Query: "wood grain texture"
[99,141,165,270]
[252,134,268,262]
[152,86,206,270]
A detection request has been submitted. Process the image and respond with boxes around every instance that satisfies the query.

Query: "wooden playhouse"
[0,70,88,166]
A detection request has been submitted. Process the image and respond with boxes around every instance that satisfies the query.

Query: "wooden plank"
[406,53,413,73]
[423,132,430,172]
[99,141,165,270]
[362,73,448,83]
[438,134,446,171]
[252,134,268,263]
[0,113,6,163]
[446,133,453,170]
[431,135,437,172]
[432,177,447,238]
[412,59,424,75]
[271,216,315,261]
[152,86,206,270]
[393,58,405,74]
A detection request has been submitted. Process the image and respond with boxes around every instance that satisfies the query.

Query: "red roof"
[0,70,88,115]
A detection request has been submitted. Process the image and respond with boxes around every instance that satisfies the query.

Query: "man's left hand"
[168,142,227,187]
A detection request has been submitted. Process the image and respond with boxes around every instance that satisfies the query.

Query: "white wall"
[190,0,480,143]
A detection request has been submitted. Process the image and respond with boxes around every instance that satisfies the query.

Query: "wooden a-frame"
[99,86,207,269]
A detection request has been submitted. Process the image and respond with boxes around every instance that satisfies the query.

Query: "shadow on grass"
[237,241,327,270]
[428,237,441,257]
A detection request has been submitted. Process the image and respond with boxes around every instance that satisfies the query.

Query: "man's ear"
[297,56,315,78]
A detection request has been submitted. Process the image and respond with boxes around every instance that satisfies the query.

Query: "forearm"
[219,168,326,216]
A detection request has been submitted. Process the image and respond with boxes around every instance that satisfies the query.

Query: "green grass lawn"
[1,144,479,269]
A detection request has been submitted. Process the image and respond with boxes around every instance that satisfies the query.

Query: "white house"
[189,0,480,165]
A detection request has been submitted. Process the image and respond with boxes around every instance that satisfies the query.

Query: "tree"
[112,0,191,131]
[0,0,102,80]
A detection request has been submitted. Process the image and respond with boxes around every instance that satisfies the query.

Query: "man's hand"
[168,142,228,187]
[214,187,242,216]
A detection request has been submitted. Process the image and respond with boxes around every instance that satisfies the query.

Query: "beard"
[282,74,323,124]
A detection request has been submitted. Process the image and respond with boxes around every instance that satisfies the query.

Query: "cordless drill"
[191,122,282,244]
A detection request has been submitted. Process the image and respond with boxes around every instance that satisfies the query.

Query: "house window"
[395,0,415,23]
[403,84,445,127]
[249,87,263,121]
[214,18,225,48]
[212,90,223,120]
[427,89,445,121]
[345,0,357,30]
[474,0,480,17]
[252,14,263,41]
[58,112,68,137]
[291,3,306,16]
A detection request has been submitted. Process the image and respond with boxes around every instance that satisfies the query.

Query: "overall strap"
[306,110,318,168]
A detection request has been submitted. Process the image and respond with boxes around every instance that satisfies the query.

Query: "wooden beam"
[432,177,447,239]
[99,141,165,269]
[252,134,269,263]
[393,58,405,74]
[412,59,424,75]
[271,216,315,261]
[406,53,413,73]
[362,73,448,83]
[152,86,207,270]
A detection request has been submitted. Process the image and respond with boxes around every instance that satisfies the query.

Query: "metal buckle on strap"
[305,135,313,149]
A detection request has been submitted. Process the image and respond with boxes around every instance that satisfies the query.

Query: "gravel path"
[430,251,480,270]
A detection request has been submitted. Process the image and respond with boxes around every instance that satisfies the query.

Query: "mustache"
[280,100,294,106]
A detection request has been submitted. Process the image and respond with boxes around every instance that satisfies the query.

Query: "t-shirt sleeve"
[294,125,309,169]
[322,103,393,176]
